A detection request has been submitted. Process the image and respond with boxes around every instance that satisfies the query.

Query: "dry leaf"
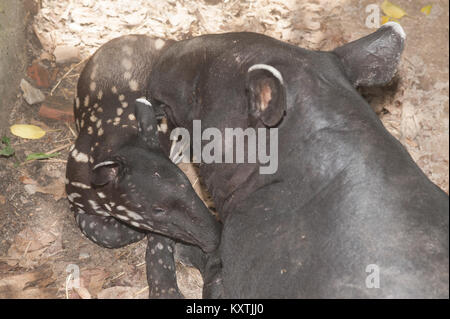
[381,16,390,25]
[420,5,432,16]
[74,286,92,299]
[381,0,407,19]
[10,124,46,140]
[0,268,57,299]
[97,286,144,299]
[6,228,57,267]
[28,177,66,201]
[80,268,109,297]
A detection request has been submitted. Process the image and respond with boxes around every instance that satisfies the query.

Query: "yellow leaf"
[421,5,432,15]
[381,0,407,19]
[10,124,46,139]
[381,16,391,24]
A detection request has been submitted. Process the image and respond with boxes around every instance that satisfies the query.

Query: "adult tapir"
[148,23,449,298]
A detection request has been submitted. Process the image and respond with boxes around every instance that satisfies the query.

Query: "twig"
[133,286,149,297]
[47,143,73,154]
[65,122,77,138]
[50,57,88,96]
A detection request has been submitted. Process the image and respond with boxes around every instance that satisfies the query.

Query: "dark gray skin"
[148,24,449,298]
[65,35,221,298]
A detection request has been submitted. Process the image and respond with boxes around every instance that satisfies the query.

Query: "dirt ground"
[0,0,448,299]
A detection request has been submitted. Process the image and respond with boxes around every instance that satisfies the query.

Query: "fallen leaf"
[381,16,390,25]
[0,268,57,299]
[10,124,46,140]
[74,286,92,299]
[6,227,57,267]
[34,178,66,201]
[381,0,407,19]
[97,286,144,299]
[80,268,109,297]
[19,176,37,184]
[25,152,61,161]
[420,5,432,15]
[0,136,15,157]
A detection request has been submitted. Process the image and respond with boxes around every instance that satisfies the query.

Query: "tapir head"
[89,99,221,253]
[246,22,406,127]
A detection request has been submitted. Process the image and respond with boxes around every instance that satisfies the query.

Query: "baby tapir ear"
[247,64,286,127]
[91,161,120,186]
[333,22,406,87]
[135,98,160,148]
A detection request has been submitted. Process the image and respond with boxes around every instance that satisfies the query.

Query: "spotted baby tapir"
[65,35,221,298]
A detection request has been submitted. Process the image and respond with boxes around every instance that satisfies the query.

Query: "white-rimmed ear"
[135,98,160,148]
[333,22,406,87]
[247,64,286,127]
[91,160,120,186]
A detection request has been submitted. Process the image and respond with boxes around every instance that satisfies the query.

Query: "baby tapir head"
[90,99,221,253]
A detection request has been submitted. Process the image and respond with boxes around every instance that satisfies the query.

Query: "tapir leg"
[145,233,183,298]
[74,210,146,249]
[202,249,224,299]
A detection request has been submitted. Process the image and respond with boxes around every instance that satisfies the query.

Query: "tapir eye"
[152,205,166,215]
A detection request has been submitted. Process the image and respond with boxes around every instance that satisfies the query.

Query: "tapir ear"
[247,64,286,127]
[333,22,406,87]
[135,98,160,148]
[91,160,121,186]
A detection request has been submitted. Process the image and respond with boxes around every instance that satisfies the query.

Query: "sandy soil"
[0,0,448,299]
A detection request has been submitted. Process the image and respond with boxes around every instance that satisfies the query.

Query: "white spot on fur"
[75,97,80,109]
[90,64,98,80]
[129,80,139,91]
[128,113,136,121]
[121,58,132,70]
[71,181,91,189]
[97,192,106,198]
[116,108,123,116]
[97,90,103,100]
[124,71,132,80]
[119,94,125,101]
[121,102,128,108]
[72,149,89,163]
[88,200,101,211]
[90,114,97,122]
[154,38,165,50]
[130,221,141,228]
[98,127,104,136]
[87,126,93,135]
[116,205,143,220]
[116,214,130,221]
[122,45,133,55]
[90,82,96,92]
[68,192,81,202]
[111,86,118,94]
[84,95,90,107]
[157,123,168,133]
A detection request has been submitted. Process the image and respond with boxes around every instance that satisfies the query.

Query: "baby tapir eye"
[151,205,167,215]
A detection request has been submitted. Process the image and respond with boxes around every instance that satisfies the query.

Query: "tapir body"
[149,26,449,298]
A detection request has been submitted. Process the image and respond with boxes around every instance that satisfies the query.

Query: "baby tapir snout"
[88,100,221,253]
